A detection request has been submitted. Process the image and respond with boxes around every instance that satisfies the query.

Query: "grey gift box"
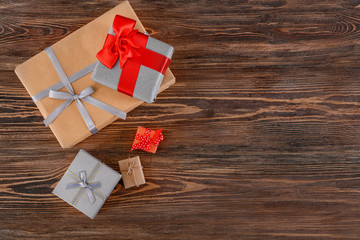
[91,24,174,103]
[52,149,121,219]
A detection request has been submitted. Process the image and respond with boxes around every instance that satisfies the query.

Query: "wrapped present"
[14,1,176,148]
[118,156,145,189]
[52,150,121,219]
[131,126,164,153]
[91,15,174,103]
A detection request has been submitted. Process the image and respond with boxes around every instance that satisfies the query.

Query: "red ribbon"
[96,15,171,97]
[131,128,164,151]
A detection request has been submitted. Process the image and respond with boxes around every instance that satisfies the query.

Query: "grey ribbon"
[42,47,126,133]
[66,171,101,205]
[32,61,97,103]
[44,86,98,134]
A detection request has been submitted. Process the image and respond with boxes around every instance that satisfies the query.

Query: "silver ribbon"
[31,61,97,103]
[66,171,101,205]
[42,47,127,133]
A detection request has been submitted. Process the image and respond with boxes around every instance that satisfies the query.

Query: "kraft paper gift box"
[52,150,122,219]
[118,156,145,189]
[130,126,164,153]
[91,15,174,103]
[14,1,176,148]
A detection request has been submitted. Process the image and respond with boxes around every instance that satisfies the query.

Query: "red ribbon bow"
[131,128,164,151]
[96,15,172,97]
[97,15,141,69]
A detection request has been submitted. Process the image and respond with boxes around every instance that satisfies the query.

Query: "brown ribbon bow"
[121,160,143,187]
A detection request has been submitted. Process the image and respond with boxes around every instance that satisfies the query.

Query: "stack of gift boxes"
[14,1,173,219]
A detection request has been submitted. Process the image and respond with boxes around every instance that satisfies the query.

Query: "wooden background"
[1,0,360,239]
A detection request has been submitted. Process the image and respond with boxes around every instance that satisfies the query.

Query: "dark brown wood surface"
[1,0,360,239]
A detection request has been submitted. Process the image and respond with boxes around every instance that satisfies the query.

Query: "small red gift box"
[130,127,163,153]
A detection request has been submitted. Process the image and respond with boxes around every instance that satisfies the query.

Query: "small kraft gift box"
[92,14,174,103]
[131,127,164,153]
[52,150,121,219]
[118,156,145,189]
[14,1,176,148]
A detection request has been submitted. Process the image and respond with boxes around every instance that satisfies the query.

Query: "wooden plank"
[1,0,360,239]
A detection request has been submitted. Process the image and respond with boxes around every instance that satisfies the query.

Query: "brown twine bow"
[121,159,143,187]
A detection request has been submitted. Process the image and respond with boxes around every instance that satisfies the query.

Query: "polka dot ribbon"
[131,128,163,151]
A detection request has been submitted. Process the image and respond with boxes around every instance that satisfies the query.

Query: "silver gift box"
[52,150,121,219]
[91,25,174,103]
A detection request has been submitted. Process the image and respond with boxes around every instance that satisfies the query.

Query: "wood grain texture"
[1,0,360,239]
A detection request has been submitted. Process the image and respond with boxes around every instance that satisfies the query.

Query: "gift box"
[91,15,174,103]
[131,126,164,153]
[118,156,145,189]
[14,1,176,148]
[52,150,121,219]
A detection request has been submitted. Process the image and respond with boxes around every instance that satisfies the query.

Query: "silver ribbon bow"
[42,47,126,134]
[44,86,98,134]
[66,171,101,205]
